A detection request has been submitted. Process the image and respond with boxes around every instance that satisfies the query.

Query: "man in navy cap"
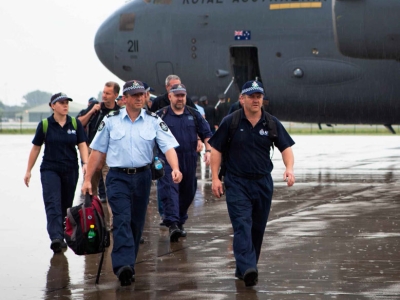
[156,83,213,242]
[208,80,295,287]
[149,74,197,112]
[82,80,182,286]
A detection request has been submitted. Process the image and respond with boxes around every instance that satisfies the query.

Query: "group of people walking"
[24,75,295,288]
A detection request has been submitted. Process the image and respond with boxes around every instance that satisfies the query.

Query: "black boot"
[169,223,181,242]
[178,224,187,237]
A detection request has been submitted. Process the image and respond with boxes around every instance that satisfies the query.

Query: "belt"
[110,164,151,174]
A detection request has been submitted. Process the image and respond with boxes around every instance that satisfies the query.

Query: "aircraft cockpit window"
[119,13,135,31]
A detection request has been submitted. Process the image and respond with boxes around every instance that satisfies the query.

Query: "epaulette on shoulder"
[145,109,158,118]
[107,110,120,118]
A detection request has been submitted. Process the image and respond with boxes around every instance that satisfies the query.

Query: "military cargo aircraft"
[94,0,400,129]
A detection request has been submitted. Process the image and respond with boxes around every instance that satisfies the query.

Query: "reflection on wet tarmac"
[1,135,399,299]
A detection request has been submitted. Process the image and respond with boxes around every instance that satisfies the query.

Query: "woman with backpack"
[24,93,88,254]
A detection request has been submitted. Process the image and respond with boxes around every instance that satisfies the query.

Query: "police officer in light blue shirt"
[82,80,182,287]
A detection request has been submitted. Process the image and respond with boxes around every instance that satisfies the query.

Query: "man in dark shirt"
[77,81,120,230]
[149,75,196,112]
[156,84,212,242]
[209,80,295,287]
[77,82,120,145]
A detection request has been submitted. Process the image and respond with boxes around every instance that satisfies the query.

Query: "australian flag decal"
[235,30,251,40]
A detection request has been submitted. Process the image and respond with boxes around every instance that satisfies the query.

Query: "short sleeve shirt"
[90,108,179,168]
[156,106,212,155]
[32,115,87,172]
[208,109,294,176]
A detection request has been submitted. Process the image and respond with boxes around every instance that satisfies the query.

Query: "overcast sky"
[0,0,127,106]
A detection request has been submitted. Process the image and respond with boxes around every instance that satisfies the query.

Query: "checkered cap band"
[241,86,264,95]
[51,94,72,104]
[123,85,145,93]
[171,87,186,93]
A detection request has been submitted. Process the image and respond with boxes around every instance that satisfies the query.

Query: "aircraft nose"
[94,14,118,73]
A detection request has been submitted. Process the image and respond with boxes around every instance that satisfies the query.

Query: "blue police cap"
[50,93,73,105]
[241,81,265,96]
[170,84,187,95]
[123,80,146,95]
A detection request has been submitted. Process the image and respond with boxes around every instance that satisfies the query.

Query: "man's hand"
[212,178,224,198]
[91,104,101,114]
[81,180,93,195]
[171,169,183,183]
[283,170,295,187]
[24,171,31,187]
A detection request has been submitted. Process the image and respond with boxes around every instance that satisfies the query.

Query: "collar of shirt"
[120,107,146,122]
[49,114,72,125]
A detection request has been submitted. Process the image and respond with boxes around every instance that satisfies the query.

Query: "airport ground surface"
[1,135,400,300]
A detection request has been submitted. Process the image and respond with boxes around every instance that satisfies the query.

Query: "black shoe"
[169,223,181,242]
[50,239,62,254]
[243,268,258,287]
[140,237,145,244]
[235,271,243,280]
[159,221,166,227]
[60,240,68,249]
[100,197,107,203]
[118,266,133,286]
[178,224,187,237]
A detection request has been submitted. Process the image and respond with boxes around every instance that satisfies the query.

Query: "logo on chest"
[68,129,76,135]
[259,129,269,136]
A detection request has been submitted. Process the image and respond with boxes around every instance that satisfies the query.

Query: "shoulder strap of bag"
[42,118,48,136]
[71,117,77,130]
[42,117,77,136]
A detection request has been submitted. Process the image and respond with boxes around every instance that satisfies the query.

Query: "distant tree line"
[0,90,51,120]
[0,90,102,120]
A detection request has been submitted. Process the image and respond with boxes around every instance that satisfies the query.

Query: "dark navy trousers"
[106,169,151,275]
[157,152,197,227]
[224,171,273,277]
[41,169,79,241]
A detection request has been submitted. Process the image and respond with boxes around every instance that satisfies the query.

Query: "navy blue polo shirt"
[157,106,212,154]
[208,109,294,177]
[32,115,87,172]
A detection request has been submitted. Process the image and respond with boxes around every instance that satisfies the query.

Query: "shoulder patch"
[98,121,105,131]
[145,109,158,118]
[107,110,120,118]
[159,121,169,132]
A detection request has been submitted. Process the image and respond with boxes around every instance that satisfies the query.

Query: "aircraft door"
[230,47,262,90]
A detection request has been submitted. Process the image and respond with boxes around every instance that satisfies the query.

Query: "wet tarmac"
[1,135,400,299]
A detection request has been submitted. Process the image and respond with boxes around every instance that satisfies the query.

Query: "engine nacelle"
[333,0,400,60]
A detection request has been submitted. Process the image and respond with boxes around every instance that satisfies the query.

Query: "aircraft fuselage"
[95,0,400,125]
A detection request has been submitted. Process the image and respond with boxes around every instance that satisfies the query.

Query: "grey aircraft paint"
[94,0,400,126]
